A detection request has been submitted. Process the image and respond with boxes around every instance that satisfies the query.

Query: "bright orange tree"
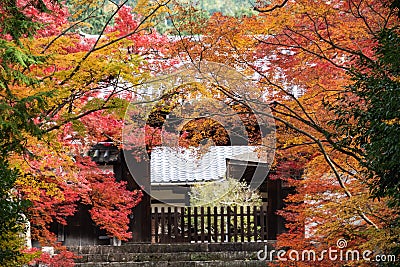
[169,0,399,265]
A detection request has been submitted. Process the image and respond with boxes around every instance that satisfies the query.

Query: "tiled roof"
[88,142,119,164]
[150,146,264,184]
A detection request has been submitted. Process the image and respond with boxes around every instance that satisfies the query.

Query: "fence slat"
[187,207,192,242]
[220,207,225,242]
[246,206,251,242]
[227,207,231,242]
[200,207,205,242]
[207,207,212,242]
[213,207,218,242]
[194,207,198,242]
[253,206,258,241]
[240,206,244,242]
[174,207,179,241]
[233,206,238,242]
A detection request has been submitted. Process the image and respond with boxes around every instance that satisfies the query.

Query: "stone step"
[69,242,274,255]
[75,251,259,263]
[71,242,274,266]
[74,260,266,267]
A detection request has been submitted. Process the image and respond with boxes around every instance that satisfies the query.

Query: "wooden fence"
[151,206,268,243]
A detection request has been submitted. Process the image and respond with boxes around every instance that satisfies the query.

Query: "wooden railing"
[151,206,268,243]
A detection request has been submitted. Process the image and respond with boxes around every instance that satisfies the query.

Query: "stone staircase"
[70,242,274,267]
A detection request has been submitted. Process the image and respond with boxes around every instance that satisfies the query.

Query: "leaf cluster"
[332,27,400,207]
[0,159,32,266]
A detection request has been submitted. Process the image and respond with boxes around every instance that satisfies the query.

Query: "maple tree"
[1,0,175,265]
[169,0,400,265]
[328,22,400,261]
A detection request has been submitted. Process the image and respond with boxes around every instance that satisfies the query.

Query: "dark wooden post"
[116,151,152,243]
[180,207,185,241]
[154,207,159,242]
[267,178,283,240]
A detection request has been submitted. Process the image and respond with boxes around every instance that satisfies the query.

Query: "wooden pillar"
[267,178,283,240]
[115,151,151,243]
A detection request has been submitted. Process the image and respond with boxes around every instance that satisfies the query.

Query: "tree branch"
[253,0,289,13]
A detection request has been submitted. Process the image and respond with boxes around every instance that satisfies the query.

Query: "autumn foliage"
[169,0,399,265]
[1,0,399,266]
[0,0,173,265]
